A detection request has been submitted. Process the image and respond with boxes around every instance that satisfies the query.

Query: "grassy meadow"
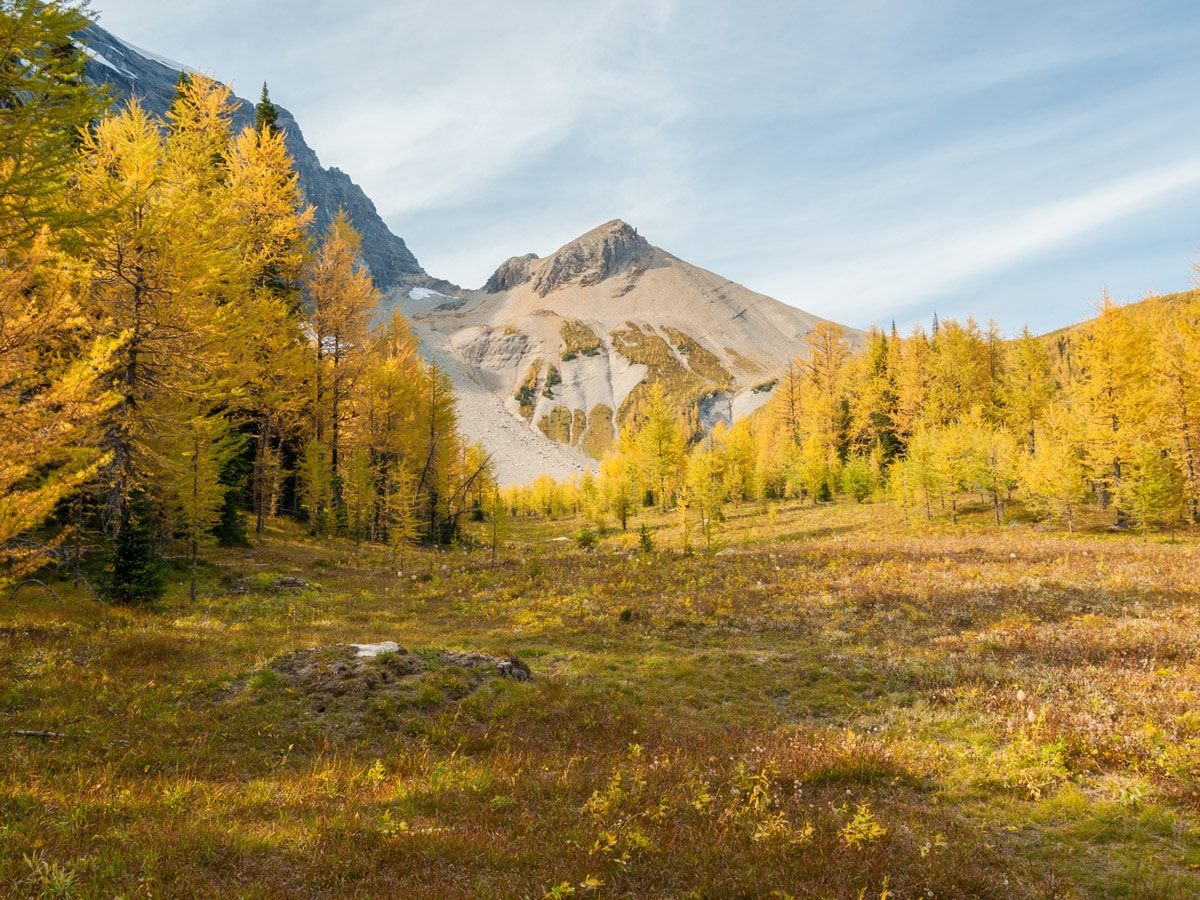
[3,499,1200,898]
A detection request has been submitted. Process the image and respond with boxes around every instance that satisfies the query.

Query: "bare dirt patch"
[256,644,531,726]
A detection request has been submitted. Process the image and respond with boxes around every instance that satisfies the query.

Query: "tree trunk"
[1113,457,1128,527]
[1181,420,1198,523]
[73,491,83,585]
[330,349,343,521]
[254,412,272,537]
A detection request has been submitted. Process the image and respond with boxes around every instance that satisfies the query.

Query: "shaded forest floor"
[4,499,1200,898]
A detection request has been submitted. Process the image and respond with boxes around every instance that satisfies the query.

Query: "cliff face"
[81,25,424,290]
[484,254,538,294]
[528,220,655,296]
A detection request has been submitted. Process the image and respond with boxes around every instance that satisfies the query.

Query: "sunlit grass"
[3,502,1199,896]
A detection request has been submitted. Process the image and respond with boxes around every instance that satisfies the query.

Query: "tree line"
[1,0,485,602]
[504,296,1200,544]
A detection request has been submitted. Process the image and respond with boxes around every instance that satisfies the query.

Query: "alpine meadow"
[6,1,1200,898]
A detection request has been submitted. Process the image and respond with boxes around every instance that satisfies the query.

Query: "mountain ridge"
[81,24,425,291]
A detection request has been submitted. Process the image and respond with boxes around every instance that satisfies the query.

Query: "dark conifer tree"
[171,70,192,103]
[99,496,166,605]
[255,82,279,135]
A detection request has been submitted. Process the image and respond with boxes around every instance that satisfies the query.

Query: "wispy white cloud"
[95,0,1200,331]
[770,157,1200,322]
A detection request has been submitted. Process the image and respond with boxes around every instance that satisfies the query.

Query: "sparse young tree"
[342,446,375,541]
[1154,294,1200,522]
[1003,327,1057,456]
[158,412,242,602]
[1118,440,1181,542]
[636,382,686,509]
[968,419,1019,526]
[1019,405,1088,533]
[719,418,759,501]
[932,420,976,523]
[1071,295,1157,518]
[841,454,877,503]
[303,211,378,530]
[485,484,510,565]
[892,325,930,446]
[894,426,941,520]
[802,320,852,458]
[601,442,638,531]
[685,438,726,552]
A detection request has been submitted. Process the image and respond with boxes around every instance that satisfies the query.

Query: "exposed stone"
[442,650,531,680]
[485,254,539,293]
[256,646,532,728]
[271,576,311,592]
[530,220,653,297]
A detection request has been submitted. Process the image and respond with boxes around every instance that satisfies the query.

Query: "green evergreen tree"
[211,448,252,548]
[254,82,280,135]
[100,496,165,605]
[170,70,193,105]
[1118,441,1180,542]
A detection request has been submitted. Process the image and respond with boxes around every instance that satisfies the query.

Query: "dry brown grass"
[3,503,1200,897]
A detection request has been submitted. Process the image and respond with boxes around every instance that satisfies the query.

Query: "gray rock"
[484,254,539,293]
[530,220,653,297]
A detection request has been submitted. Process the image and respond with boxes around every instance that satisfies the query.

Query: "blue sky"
[93,0,1200,334]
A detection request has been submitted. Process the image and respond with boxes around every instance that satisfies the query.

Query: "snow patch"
[81,46,136,79]
[409,287,448,301]
[350,642,403,658]
[112,36,197,74]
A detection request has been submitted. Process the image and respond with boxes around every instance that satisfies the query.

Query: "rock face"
[484,254,538,294]
[530,220,654,296]
[482,221,654,297]
[81,24,424,291]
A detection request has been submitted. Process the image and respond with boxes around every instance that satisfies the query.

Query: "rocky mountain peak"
[484,253,539,294]
[530,219,654,297]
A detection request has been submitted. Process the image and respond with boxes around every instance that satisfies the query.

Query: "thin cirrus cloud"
[93,0,1200,333]
[771,157,1200,327]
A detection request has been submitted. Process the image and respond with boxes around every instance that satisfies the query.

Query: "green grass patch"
[3,509,1200,895]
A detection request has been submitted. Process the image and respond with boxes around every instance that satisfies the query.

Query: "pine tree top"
[255,82,280,136]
